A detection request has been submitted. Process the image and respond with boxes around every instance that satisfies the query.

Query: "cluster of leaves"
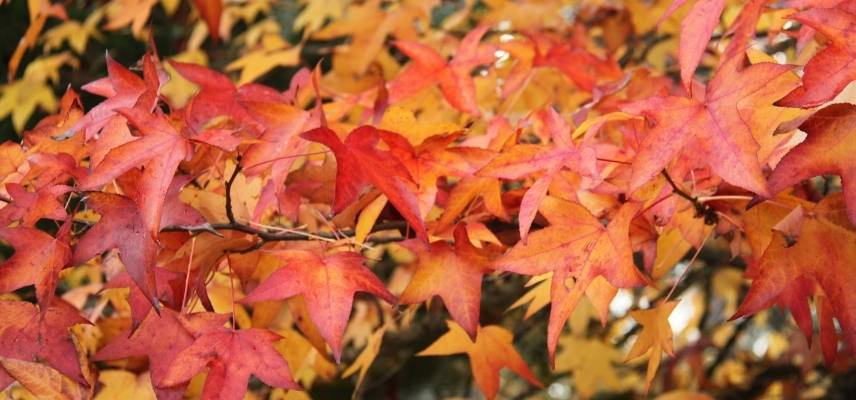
[2,0,856,399]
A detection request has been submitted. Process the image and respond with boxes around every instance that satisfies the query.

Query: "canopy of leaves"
[2,0,856,399]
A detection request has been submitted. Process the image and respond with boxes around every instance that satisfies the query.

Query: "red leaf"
[160,327,300,399]
[241,250,395,361]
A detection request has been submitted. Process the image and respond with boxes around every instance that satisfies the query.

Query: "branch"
[161,220,410,243]
[224,161,242,225]
[661,170,718,225]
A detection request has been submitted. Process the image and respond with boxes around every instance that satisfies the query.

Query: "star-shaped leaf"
[160,327,301,400]
[241,250,396,361]
[766,103,856,226]
[418,321,541,400]
[399,224,493,339]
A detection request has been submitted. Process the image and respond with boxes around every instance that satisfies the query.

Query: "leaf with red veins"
[622,58,792,197]
[78,107,191,239]
[0,222,72,310]
[241,250,396,362]
[301,126,428,243]
[72,192,159,306]
[0,299,89,390]
[94,309,229,398]
[733,195,856,364]
[493,197,648,363]
[776,6,856,108]
[389,25,495,115]
[71,53,160,140]
[0,183,71,227]
[399,224,494,339]
[160,327,301,400]
[766,104,856,226]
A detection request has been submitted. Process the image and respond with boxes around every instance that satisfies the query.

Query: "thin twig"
[224,161,242,225]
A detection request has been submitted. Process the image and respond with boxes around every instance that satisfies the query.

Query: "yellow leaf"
[94,370,157,400]
[0,358,89,400]
[555,335,628,398]
[226,40,302,85]
[41,9,103,54]
[342,327,385,397]
[625,301,680,393]
[354,194,388,247]
[419,321,541,400]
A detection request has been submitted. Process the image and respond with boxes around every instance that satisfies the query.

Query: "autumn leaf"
[625,301,679,393]
[241,250,396,361]
[478,108,599,241]
[733,195,856,364]
[0,183,70,227]
[301,125,428,243]
[389,25,496,115]
[0,300,89,390]
[192,0,223,42]
[70,53,160,140]
[622,0,790,197]
[78,106,191,240]
[765,103,856,226]
[160,326,301,400]
[341,327,385,397]
[418,321,541,400]
[665,0,726,91]
[494,197,648,362]
[94,309,229,397]
[0,221,72,310]
[399,224,494,339]
[775,6,856,108]
[72,192,159,304]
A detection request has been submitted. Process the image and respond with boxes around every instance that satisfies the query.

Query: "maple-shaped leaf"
[102,268,186,329]
[478,108,598,241]
[160,327,301,400]
[116,171,208,229]
[0,299,89,390]
[71,53,160,140]
[379,130,495,217]
[78,107,191,239]
[765,103,856,226]
[622,68,787,196]
[301,126,428,243]
[240,101,311,177]
[494,197,648,362]
[733,195,856,364]
[94,309,229,398]
[0,222,72,309]
[501,30,623,96]
[389,25,496,115]
[72,192,159,304]
[241,250,396,361]
[625,301,679,392]
[776,6,856,108]
[168,61,261,133]
[622,1,791,197]
[0,183,70,227]
[399,224,493,339]
[418,321,541,400]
